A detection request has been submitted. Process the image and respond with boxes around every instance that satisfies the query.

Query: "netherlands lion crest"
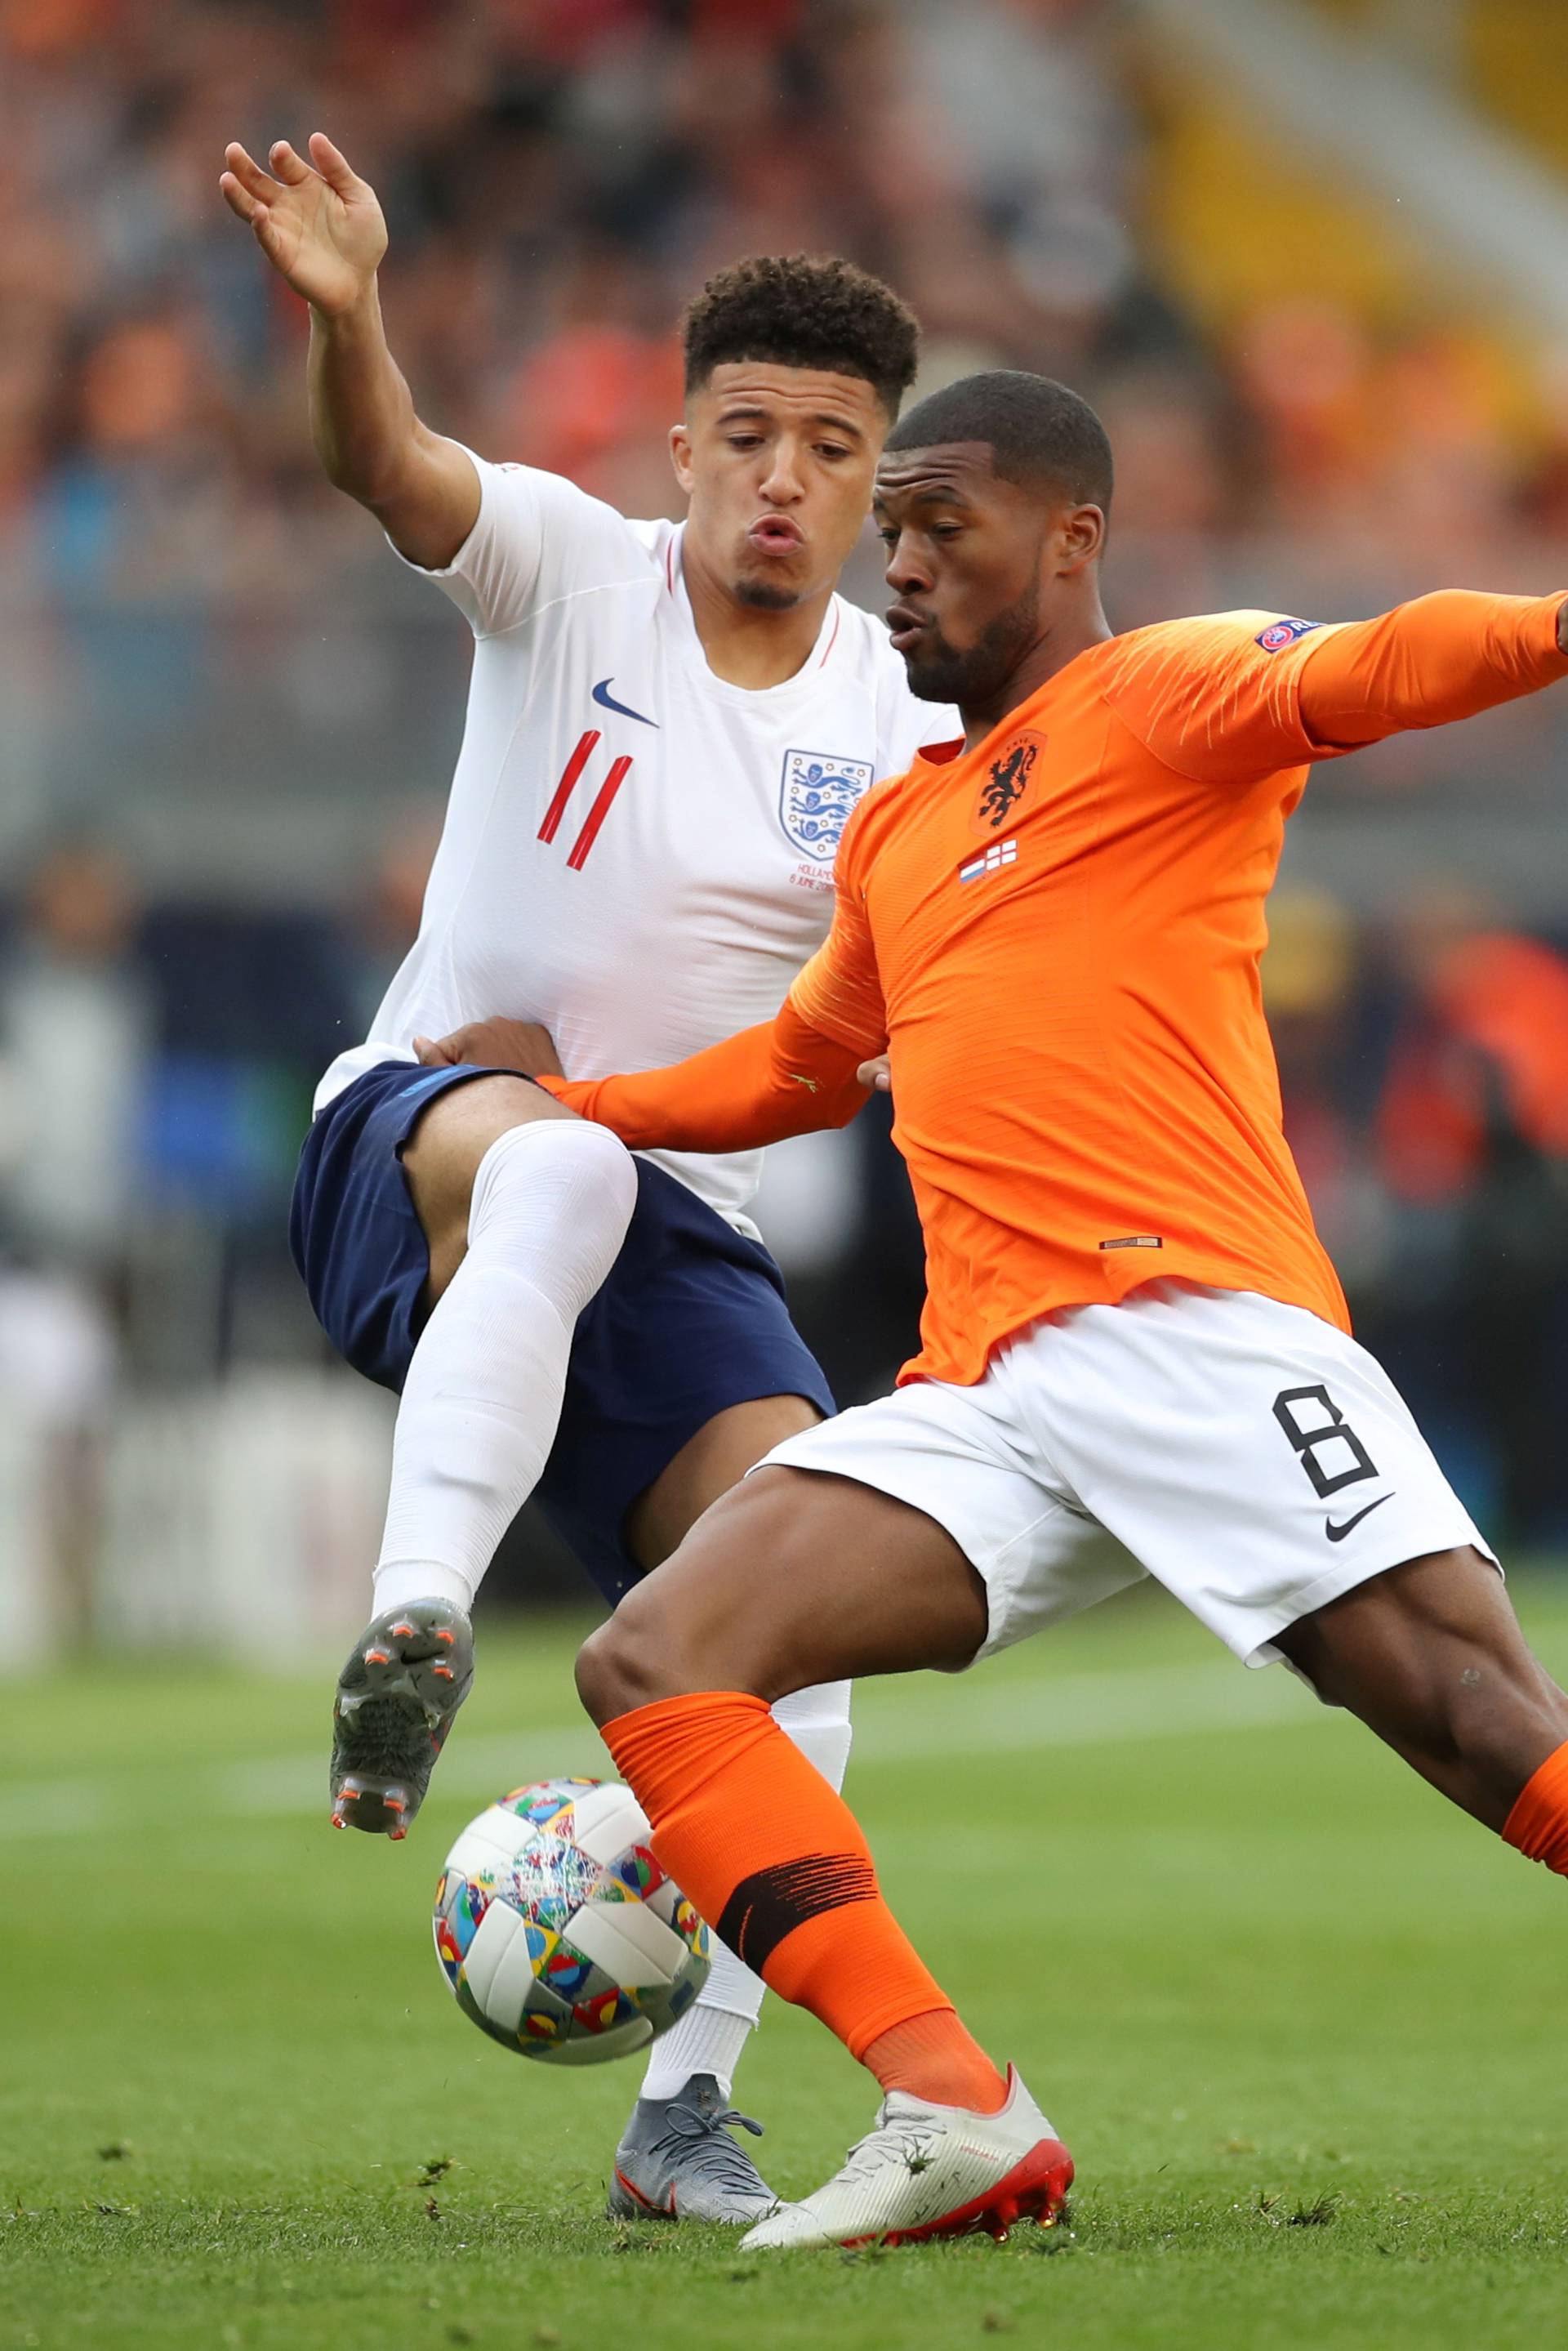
[973,730,1043,832]
[779,750,875,862]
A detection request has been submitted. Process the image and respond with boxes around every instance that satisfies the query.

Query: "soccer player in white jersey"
[220,128,956,2221]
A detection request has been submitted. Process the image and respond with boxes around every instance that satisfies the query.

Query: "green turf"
[4,1581,1568,2351]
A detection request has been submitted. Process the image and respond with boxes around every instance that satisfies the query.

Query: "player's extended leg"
[332,1077,636,1835]
[1275,1544,1568,1841]
[578,1466,1075,2249]
[609,1396,857,2223]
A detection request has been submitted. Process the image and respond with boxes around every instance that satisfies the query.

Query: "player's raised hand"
[219,133,386,315]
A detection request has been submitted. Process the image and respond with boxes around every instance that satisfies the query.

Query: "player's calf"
[1277,1545,1568,1847]
[580,1471,1027,2130]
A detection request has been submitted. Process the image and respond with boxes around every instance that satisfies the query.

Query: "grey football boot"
[608,2073,780,2224]
[329,1599,474,1837]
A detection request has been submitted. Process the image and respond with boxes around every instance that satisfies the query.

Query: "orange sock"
[1503,1738,1568,1871]
[865,2009,1009,2114]
[604,1693,999,2098]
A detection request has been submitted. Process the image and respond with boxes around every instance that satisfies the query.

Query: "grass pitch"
[4,1579,1567,2351]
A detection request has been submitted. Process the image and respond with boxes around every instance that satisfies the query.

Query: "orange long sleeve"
[537,997,871,1152]
[1099,589,1568,785]
[1296,588,1568,751]
[538,801,892,1153]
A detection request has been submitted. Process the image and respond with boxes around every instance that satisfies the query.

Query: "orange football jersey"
[546,592,1568,1386]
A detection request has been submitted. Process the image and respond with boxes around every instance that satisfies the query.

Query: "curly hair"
[681,254,920,417]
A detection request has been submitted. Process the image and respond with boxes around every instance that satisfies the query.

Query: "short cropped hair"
[884,369,1114,509]
[681,255,920,417]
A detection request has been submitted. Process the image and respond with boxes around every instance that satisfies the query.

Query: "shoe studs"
[332,1613,470,1844]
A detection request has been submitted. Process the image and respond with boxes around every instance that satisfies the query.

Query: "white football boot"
[739,2066,1072,2251]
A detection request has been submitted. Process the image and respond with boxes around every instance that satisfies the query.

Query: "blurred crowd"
[2,0,1146,591]
[4,0,1568,1619]
[8,2,1568,627]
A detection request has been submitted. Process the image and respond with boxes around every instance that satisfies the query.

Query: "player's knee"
[404,1077,548,1260]
[470,1103,634,1212]
[491,1113,636,1232]
[551,1117,639,1238]
[576,1550,763,1724]
[576,1602,677,1728]
[535,1119,638,1309]
[471,1115,637,1297]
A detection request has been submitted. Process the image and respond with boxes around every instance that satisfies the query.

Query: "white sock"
[638,1680,853,2103]
[372,1119,637,1621]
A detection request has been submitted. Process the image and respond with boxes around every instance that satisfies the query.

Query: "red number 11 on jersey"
[538,730,634,871]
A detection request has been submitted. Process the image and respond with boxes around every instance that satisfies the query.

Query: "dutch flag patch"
[959,838,1018,884]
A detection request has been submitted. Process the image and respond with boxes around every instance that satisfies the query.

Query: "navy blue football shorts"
[289,1059,835,1604]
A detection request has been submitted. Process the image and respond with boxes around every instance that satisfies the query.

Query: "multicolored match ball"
[433,1778,711,2065]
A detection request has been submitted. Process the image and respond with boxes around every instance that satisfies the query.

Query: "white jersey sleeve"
[387,446,647,639]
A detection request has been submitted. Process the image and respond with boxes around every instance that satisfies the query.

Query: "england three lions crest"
[779,750,875,862]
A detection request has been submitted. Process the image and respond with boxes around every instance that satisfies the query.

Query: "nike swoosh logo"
[591,678,657,727]
[1325,1494,1393,1542]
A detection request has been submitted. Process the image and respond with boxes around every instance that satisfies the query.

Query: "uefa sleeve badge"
[1255,618,1323,653]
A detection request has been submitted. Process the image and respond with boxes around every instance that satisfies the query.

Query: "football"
[432,1777,711,2064]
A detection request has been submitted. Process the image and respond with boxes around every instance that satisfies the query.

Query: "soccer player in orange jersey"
[516,371,1568,2248]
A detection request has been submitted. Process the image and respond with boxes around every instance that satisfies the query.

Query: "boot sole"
[330,1602,473,1837]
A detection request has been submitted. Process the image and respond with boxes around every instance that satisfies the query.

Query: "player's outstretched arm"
[411,1007,872,1141]
[540,858,891,1151]
[219,132,477,569]
[537,999,875,1153]
[1295,588,1568,750]
[1106,590,1568,784]
[535,816,892,1153]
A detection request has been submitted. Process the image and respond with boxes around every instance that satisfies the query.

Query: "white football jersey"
[318,449,958,1222]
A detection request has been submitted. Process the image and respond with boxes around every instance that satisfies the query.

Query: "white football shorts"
[760,1283,1495,1669]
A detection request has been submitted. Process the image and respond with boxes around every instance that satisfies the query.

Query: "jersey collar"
[664,521,844,703]
[911,640,1109,776]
